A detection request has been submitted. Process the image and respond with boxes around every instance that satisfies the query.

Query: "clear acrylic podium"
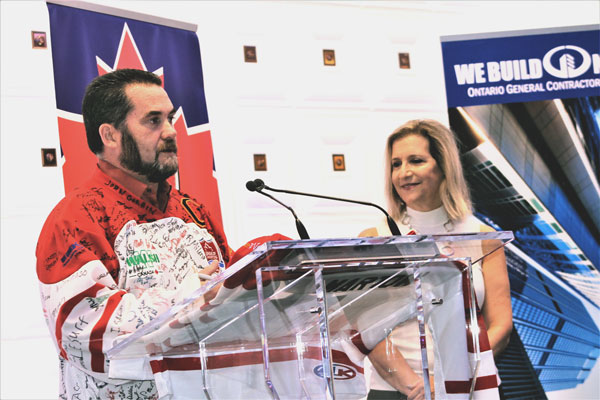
[107,232,513,400]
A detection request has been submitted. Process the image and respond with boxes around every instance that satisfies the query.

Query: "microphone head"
[246,180,257,192]
[253,179,265,191]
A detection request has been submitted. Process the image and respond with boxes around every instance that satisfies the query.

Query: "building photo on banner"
[1,1,599,399]
[441,25,600,399]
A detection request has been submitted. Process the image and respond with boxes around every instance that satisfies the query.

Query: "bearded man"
[36,69,230,399]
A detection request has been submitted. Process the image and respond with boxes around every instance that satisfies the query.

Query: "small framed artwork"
[332,154,345,171]
[41,148,57,167]
[323,49,336,66]
[398,52,411,69]
[32,31,47,49]
[244,46,257,63]
[253,154,267,171]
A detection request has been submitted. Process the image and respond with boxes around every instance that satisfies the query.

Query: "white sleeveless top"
[369,206,485,391]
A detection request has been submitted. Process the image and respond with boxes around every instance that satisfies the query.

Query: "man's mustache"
[158,140,178,153]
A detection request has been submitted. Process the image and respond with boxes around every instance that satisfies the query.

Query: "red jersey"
[36,165,229,399]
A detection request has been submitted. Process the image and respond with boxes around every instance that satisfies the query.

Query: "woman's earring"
[401,212,410,226]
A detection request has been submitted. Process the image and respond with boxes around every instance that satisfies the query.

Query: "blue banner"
[47,3,208,125]
[441,27,600,107]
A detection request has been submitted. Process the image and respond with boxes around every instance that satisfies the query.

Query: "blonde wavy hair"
[384,119,472,221]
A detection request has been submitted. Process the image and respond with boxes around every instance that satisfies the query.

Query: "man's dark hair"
[82,69,162,154]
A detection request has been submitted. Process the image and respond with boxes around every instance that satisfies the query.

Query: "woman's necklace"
[401,211,455,255]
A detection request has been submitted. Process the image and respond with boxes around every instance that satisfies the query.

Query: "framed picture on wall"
[332,154,345,171]
[394,46,416,75]
[32,31,47,49]
[398,52,411,69]
[244,45,257,63]
[41,148,57,167]
[323,49,336,66]
[253,154,267,171]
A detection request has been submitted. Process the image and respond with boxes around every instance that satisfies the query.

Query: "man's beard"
[119,125,178,183]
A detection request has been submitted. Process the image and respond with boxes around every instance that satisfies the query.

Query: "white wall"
[1,1,599,398]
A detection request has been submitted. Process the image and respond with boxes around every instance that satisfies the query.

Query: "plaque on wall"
[41,148,57,167]
[398,52,411,69]
[32,31,47,49]
[253,154,267,171]
[332,154,345,171]
[244,45,257,63]
[323,49,336,66]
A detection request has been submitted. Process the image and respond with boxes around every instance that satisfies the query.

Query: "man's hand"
[199,261,222,303]
[198,260,220,281]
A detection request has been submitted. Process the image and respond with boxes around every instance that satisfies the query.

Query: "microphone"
[246,180,310,240]
[252,179,401,236]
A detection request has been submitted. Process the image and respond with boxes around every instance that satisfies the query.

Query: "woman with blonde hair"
[360,119,512,400]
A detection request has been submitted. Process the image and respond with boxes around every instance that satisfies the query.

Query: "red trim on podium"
[150,347,363,374]
[445,374,498,393]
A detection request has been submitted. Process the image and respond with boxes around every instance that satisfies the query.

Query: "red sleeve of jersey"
[36,197,119,285]
[36,194,128,375]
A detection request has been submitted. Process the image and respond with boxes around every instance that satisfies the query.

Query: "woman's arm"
[368,339,434,399]
[359,228,434,399]
[480,224,513,357]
